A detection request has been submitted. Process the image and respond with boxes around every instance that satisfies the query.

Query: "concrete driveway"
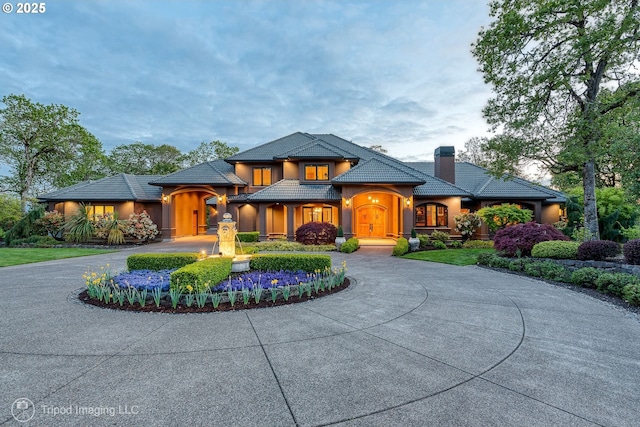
[1,240,639,426]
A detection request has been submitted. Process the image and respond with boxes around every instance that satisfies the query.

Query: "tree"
[107,142,183,175]
[53,125,108,188]
[368,145,388,154]
[0,193,22,231]
[181,140,240,167]
[457,137,491,168]
[472,0,640,240]
[477,203,533,232]
[0,94,94,211]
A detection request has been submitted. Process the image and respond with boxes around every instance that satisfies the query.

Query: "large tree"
[0,94,96,211]
[472,0,640,239]
[107,142,183,175]
[180,140,240,167]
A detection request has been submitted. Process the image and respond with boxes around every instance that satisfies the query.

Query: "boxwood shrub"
[340,237,360,253]
[170,257,233,291]
[576,240,620,261]
[524,261,570,282]
[508,258,534,272]
[237,232,259,242]
[531,241,580,259]
[249,254,331,272]
[392,237,409,256]
[570,267,602,289]
[623,239,640,265]
[127,253,199,271]
[594,272,640,297]
[622,283,640,306]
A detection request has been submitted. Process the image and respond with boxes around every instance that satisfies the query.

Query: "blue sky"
[0,0,493,162]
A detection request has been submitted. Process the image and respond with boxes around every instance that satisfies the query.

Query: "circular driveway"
[1,240,639,426]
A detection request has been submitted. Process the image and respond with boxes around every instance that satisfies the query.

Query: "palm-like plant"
[64,203,95,243]
[106,212,125,245]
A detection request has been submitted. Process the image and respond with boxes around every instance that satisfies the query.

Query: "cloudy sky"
[1,0,494,162]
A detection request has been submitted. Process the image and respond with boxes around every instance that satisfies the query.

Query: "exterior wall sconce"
[218,194,224,203]
[406,198,411,207]
[162,195,169,203]
[345,198,350,207]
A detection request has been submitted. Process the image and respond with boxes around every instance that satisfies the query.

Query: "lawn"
[0,248,117,267]
[401,248,494,266]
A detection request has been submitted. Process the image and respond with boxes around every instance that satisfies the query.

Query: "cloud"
[0,0,493,161]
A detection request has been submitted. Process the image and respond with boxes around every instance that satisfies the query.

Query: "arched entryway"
[351,191,405,239]
[356,204,386,237]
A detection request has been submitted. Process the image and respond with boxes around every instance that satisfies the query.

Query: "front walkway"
[0,240,638,426]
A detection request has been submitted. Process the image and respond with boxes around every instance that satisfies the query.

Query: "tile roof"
[332,158,426,185]
[406,161,564,201]
[245,179,341,202]
[150,160,245,186]
[38,174,163,202]
[275,139,359,160]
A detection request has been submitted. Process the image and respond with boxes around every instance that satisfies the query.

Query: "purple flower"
[112,269,175,291]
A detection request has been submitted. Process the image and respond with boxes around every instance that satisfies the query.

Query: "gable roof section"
[150,160,245,186]
[38,174,163,202]
[274,139,359,160]
[406,161,564,201]
[332,158,426,185]
[412,175,472,197]
[246,179,341,202]
[226,132,317,162]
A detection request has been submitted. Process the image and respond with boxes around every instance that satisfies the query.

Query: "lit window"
[415,203,448,227]
[305,164,329,181]
[253,167,272,186]
[86,205,114,220]
[302,206,332,224]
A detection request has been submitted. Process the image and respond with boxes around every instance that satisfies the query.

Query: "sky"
[0,0,494,162]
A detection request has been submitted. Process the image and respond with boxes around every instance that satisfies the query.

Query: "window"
[305,164,329,181]
[303,206,332,224]
[252,167,272,186]
[415,203,448,227]
[86,205,114,220]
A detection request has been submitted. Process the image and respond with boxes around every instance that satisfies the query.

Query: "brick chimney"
[434,146,455,184]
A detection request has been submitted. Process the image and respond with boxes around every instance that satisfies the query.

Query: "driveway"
[1,240,639,426]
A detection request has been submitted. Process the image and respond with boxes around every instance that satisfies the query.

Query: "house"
[39,132,565,241]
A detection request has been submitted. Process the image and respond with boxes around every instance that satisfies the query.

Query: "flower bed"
[79,261,349,313]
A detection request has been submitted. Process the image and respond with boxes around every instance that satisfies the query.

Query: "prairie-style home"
[39,132,565,241]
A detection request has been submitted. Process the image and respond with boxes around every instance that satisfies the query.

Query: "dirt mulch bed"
[78,278,351,314]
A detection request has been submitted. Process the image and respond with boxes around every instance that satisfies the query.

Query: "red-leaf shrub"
[493,222,569,257]
[623,239,640,265]
[577,240,620,261]
[295,222,337,245]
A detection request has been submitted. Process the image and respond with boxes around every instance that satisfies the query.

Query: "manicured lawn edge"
[0,248,117,267]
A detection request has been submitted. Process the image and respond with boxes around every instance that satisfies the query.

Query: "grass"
[401,248,494,266]
[0,248,117,267]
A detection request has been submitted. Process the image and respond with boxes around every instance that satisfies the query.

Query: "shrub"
[244,241,335,252]
[170,257,233,291]
[336,225,344,237]
[340,237,359,253]
[5,205,45,246]
[570,267,602,288]
[410,228,417,238]
[35,210,65,239]
[124,211,159,240]
[490,255,512,269]
[237,232,259,242]
[622,283,640,306]
[454,212,482,240]
[576,240,620,261]
[531,241,580,259]
[595,272,639,297]
[9,235,60,247]
[94,213,126,245]
[508,258,534,272]
[620,225,640,241]
[295,222,337,245]
[476,252,495,266]
[430,230,450,243]
[477,204,533,232]
[392,237,409,256]
[432,240,447,250]
[449,240,462,249]
[127,253,199,271]
[494,222,570,257]
[417,234,429,249]
[462,239,494,249]
[249,254,331,272]
[524,261,570,282]
[623,239,640,265]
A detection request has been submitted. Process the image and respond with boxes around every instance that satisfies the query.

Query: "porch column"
[161,195,176,241]
[286,204,295,241]
[258,203,267,240]
[402,196,413,238]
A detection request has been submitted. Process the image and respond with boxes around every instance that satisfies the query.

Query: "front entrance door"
[356,205,385,237]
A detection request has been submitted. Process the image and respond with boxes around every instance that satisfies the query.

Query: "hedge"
[249,254,331,272]
[576,240,620,261]
[340,237,360,253]
[531,241,581,259]
[237,232,259,242]
[595,272,640,297]
[392,237,409,256]
[170,257,233,291]
[623,239,640,265]
[570,267,602,289]
[127,253,199,271]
